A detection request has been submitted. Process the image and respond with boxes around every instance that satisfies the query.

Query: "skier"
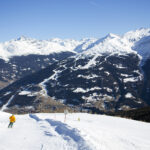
[8,114,16,128]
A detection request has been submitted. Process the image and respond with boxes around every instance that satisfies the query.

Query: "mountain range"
[0,28,150,113]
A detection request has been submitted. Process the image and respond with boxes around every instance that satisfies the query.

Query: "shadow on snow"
[29,114,93,150]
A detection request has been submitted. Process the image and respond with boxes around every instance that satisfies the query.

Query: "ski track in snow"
[29,114,93,150]
[81,55,98,69]
[38,69,62,97]
[74,52,117,71]
[1,95,15,111]
[37,113,150,150]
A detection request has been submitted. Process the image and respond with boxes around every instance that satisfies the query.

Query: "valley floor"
[0,112,150,150]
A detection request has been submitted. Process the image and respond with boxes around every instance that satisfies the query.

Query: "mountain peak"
[106,33,119,39]
[16,36,30,41]
[123,28,150,42]
[0,28,150,61]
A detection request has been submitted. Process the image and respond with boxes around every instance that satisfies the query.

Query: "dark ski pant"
[8,122,14,128]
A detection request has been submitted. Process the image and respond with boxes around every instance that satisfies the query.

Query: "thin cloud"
[89,0,98,7]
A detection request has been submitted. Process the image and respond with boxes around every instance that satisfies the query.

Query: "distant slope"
[0,52,74,89]
[0,37,95,89]
[0,28,150,113]
[0,52,147,113]
[0,36,80,61]
[0,28,150,61]
[109,106,150,122]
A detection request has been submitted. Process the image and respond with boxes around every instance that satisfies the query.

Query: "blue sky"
[0,0,150,41]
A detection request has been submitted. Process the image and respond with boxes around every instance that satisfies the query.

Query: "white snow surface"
[73,87,101,93]
[0,36,81,61]
[77,74,99,79]
[123,77,139,83]
[0,28,150,61]
[0,112,150,150]
[0,95,15,111]
[18,90,38,97]
[19,91,32,95]
[125,93,135,99]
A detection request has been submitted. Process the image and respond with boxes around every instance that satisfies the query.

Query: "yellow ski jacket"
[9,115,16,123]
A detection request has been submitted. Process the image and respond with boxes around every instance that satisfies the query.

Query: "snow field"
[0,112,93,150]
[38,113,150,150]
[0,112,150,150]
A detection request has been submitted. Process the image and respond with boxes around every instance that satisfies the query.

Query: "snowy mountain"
[0,52,146,113]
[0,52,75,89]
[0,112,150,150]
[0,36,81,61]
[76,28,150,59]
[0,28,150,89]
[0,36,82,88]
[0,28,150,60]
[0,28,150,113]
[0,37,96,89]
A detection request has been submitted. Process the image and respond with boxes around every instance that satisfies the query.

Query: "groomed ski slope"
[0,112,150,150]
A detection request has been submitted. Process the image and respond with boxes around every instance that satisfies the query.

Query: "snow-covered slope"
[80,33,136,56]
[0,28,150,61]
[0,36,81,61]
[0,112,150,150]
[0,28,150,112]
[74,38,98,53]
[76,28,150,58]
[0,52,145,112]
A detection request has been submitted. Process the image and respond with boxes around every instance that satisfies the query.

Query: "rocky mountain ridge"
[0,28,150,113]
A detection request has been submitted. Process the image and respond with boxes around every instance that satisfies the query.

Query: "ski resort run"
[0,112,150,150]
